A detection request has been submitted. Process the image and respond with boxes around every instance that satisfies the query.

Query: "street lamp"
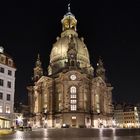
[112,119,116,128]
[16,115,23,127]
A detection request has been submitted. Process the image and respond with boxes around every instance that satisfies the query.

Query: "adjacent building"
[27,6,113,128]
[113,104,124,128]
[114,103,140,128]
[0,46,16,128]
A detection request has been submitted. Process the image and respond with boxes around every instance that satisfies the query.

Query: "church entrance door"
[71,116,76,127]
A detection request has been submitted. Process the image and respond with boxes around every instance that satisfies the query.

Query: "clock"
[70,74,76,80]
[71,54,74,57]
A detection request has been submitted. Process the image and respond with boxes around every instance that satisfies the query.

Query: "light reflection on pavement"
[0,128,140,140]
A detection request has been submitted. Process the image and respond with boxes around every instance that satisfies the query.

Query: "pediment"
[36,76,53,85]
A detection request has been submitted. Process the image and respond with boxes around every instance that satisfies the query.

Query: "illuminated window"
[0,79,4,86]
[96,94,99,103]
[70,86,76,93]
[95,94,100,113]
[97,105,100,113]
[6,105,10,113]
[0,105,2,113]
[70,94,76,98]
[0,92,3,99]
[58,93,61,101]
[0,67,4,73]
[70,100,77,104]
[8,60,13,66]
[72,116,76,119]
[0,56,5,63]
[59,103,61,111]
[44,93,47,99]
[70,104,77,111]
[58,93,61,111]
[70,86,77,111]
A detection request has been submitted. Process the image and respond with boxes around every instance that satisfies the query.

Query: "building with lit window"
[114,104,140,128]
[0,46,16,128]
[113,104,124,128]
[123,106,139,128]
[27,5,113,128]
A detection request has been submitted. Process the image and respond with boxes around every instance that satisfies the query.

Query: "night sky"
[0,0,140,104]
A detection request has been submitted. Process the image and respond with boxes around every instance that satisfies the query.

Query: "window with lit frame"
[8,59,13,66]
[0,105,2,113]
[6,105,10,113]
[0,56,5,63]
[70,86,77,111]
[95,94,100,113]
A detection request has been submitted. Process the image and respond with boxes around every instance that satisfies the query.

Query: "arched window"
[70,86,76,93]
[95,94,99,103]
[70,86,77,111]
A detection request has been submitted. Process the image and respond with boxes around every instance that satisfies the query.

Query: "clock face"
[70,54,74,58]
[70,74,76,80]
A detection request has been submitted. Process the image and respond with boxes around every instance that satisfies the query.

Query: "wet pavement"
[0,128,140,140]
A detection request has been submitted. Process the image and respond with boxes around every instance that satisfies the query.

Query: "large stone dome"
[50,30,90,65]
[48,7,93,75]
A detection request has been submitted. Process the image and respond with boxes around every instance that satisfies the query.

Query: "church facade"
[27,6,113,128]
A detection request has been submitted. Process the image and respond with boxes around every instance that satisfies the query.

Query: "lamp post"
[112,119,116,128]
[42,107,48,128]
[16,114,23,129]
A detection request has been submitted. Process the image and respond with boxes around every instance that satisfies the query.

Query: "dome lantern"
[49,4,94,75]
[61,3,77,31]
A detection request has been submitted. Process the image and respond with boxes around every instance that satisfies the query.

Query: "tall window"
[6,105,10,113]
[8,60,13,66]
[0,79,4,86]
[0,67,4,73]
[95,94,100,113]
[84,93,87,110]
[8,70,12,76]
[0,56,5,63]
[71,86,76,93]
[70,86,77,111]
[0,105,2,113]
[7,94,11,101]
[58,93,61,111]
[0,92,3,99]
[7,81,11,88]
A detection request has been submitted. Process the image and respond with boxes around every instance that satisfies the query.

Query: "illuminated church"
[27,5,113,128]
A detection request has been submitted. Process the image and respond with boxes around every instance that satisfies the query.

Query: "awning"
[0,116,11,121]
